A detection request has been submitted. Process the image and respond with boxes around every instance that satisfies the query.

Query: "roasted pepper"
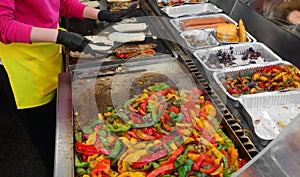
[146,163,174,177]
[106,139,122,160]
[75,154,90,168]
[132,149,168,169]
[178,159,194,177]
[160,145,184,165]
[107,123,131,133]
[90,159,110,177]
[75,142,111,156]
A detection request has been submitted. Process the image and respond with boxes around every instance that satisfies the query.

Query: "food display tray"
[213,61,292,104]
[169,13,236,33]
[180,29,220,50]
[157,0,208,7]
[193,42,282,73]
[240,91,300,140]
[161,3,222,18]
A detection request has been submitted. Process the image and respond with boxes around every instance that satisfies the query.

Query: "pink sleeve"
[0,0,32,44]
[60,0,87,19]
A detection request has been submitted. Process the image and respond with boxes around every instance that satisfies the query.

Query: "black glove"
[97,4,137,22]
[56,30,95,56]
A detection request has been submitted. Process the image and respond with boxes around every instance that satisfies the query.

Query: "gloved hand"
[97,4,137,22]
[56,30,95,55]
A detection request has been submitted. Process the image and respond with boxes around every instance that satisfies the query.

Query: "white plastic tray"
[240,91,300,140]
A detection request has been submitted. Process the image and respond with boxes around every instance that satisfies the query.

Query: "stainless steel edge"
[54,72,73,177]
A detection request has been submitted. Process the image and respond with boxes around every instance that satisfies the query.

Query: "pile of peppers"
[74,83,246,177]
[221,64,300,96]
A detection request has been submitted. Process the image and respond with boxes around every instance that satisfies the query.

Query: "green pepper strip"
[178,159,194,177]
[99,130,110,147]
[75,132,82,143]
[91,119,105,128]
[116,110,130,122]
[217,129,235,147]
[132,103,159,128]
[106,139,122,160]
[206,115,219,130]
[76,167,87,176]
[75,154,90,168]
[176,145,194,165]
[107,123,131,133]
[82,125,93,134]
[223,156,230,177]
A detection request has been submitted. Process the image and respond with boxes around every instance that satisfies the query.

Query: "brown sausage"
[182,17,227,27]
[182,23,227,31]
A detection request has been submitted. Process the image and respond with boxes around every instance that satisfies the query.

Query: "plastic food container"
[240,91,300,140]
[161,3,222,18]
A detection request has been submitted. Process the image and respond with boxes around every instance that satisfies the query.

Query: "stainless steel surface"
[180,29,220,50]
[161,3,222,18]
[193,42,282,73]
[54,72,74,177]
[170,13,237,32]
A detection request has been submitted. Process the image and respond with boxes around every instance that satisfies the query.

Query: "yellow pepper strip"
[118,148,134,173]
[271,72,287,82]
[87,154,100,162]
[294,81,300,88]
[98,113,104,120]
[214,133,225,144]
[121,149,147,173]
[85,132,97,145]
[107,169,119,177]
[183,137,195,144]
[83,175,90,177]
[210,163,224,176]
[187,152,200,161]
[118,171,146,177]
[228,147,239,167]
[104,112,112,117]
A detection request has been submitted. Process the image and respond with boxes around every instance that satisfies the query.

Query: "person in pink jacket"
[0,0,136,176]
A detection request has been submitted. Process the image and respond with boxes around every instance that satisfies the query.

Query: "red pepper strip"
[133,129,156,141]
[181,105,191,123]
[262,65,280,73]
[128,104,139,113]
[162,113,174,131]
[201,131,216,143]
[188,88,203,100]
[241,86,249,92]
[161,145,184,165]
[239,159,247,168]
[129,112,143,124]
[132,149,168,169]
[227,88,239,95]
[200,164,220,174]
[139,100,148,115]
[192,154,208,171]
[169,106,179,114]
[91,159,111,177]
[75,142,111,156]
[126,131,139,139]
[146,163,174,177]
[155,88,175,96]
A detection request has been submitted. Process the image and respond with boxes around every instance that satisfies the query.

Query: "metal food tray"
[213,61,292,105]
[240,91,300,140]
[180,29,220,50]
[170,13,236,33]
[161,3,222,18]
[157,0,208,7]
[193,42,282,73]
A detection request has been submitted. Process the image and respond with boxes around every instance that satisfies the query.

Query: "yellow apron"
[0,42,63,109]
